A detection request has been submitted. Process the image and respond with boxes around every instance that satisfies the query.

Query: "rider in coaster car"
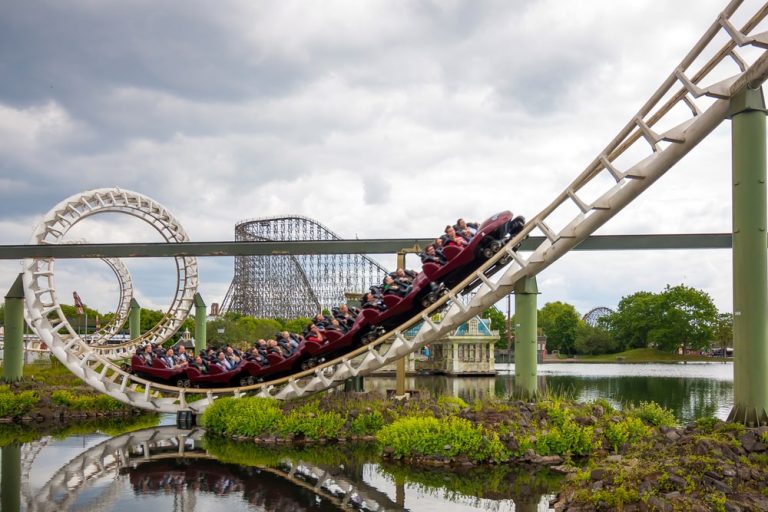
[312,313,332,329]
[305,324,327,345]
[362,291,387,311]
[246,347,269,366]
[390,267,418,285]
[267,338,292,357]
[421,244,447,265]
[442,225,468,247]
[138,344,154,365]
[454,218,479,241]
[190,355,209,373]
[382,275,410,297]
[333,303,359,329]
[216,351,237,371]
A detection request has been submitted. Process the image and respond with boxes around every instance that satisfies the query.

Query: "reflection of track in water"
[24,426,400,511]
[21,2,768,413]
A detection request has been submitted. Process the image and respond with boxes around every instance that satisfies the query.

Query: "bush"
[604,417,650,453]
[0,389,38,418]
[377,416,508,463]
[627,401,676,427]
[536,420,597,457]
[280,408,346,440]
[51,390,123,412]
[201,397,283,437]
[349,411,385,436]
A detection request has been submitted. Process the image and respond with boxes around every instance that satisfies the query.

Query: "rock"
[532,455,564,465]
[646,496,672,512]
[703,475,731,493]
[665,430,681,441]
[666,474,687,490]
[590,468,607,481]
[740,432,767,452]
[605,454,623,463]
[551,464,578,474]
[724,503,742,512]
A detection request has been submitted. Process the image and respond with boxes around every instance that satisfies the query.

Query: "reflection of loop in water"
[22,426,395,512]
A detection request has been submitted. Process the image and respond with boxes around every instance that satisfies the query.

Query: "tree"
[646,285,717,352]
[713,313,733,352]
[538,301,581,355]
[481,307,508,348]
[574,324,618,355]
[605,291,659,351]
[606,285,718,353]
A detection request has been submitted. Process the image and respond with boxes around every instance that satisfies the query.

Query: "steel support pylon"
[728,87,768,426]
[514,276,539,398]
[3,274,25,381]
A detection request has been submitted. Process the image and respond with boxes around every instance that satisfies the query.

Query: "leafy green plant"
[377,416,508,462]
[51,390,123,412]
[280,409,346,440]
[349,411,385,436]
[627,401,676,427]
[0,389,39,418]
[536,420,597,456]
[201,396,283,437]
[437,395,468,413]
[604,417,650,453]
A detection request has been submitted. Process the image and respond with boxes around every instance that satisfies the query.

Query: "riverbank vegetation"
[0,361,149,423]
[201,392,767,510]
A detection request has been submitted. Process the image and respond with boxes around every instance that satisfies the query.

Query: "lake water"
[0,362,735,511]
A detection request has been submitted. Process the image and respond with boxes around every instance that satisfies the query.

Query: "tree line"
[534,284,732,356]
[0,283,733,356]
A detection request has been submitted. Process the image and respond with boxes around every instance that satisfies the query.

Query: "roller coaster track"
[23,426,396,512]
[23,188,199,361]
[1,245,134,354]
[21,0,768,414]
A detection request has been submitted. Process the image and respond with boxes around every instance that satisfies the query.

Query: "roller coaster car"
[130,355,189,386]
[249,342,306,379]
[185,362,254,388]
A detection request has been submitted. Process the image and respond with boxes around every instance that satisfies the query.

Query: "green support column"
[194,293,207,355]
[728,87,768,426]
[3,274,25,382]
[395,252,406,396]
[1,444,21,512]
[129,298,141,340]
[514,276,539,398]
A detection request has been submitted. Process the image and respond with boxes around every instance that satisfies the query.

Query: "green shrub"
[201,397,283,437]
[51,390,123,412]
[695,416,720,433]
[627,401,676,427]
[349,411,385,436]
[377,416,508,462]
[280,409,346,440]
[0,389,39,418]
[536,420,597,457]
[604,417,650,453]
[437,395,468,413]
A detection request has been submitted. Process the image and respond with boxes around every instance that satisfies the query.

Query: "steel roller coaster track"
[21,0,768,414]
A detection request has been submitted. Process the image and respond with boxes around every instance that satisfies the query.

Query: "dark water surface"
[1,363,734,511]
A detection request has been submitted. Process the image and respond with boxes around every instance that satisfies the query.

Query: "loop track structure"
[20,0,768,414]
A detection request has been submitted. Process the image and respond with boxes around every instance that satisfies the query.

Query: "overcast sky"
[1,0,764,320]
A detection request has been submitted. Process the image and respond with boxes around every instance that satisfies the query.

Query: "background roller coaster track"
[20,0,768,413]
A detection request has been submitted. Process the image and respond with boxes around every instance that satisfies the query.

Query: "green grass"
[568,348,719,363]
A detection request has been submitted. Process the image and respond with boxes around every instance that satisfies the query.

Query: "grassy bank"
[551,348,727,364]
[200,392,767,510]
[0,361,150,424]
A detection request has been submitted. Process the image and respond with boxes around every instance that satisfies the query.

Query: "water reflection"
[365,363,734,423]
[6,426,560,512]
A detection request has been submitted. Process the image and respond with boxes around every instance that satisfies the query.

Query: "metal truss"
[221,215,388,318]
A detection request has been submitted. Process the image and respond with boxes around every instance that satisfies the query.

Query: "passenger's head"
[383,275,394,285]
[166,348,174,357]
[434,238,444,246]
[457,218,466,228]
[445,225,456,237]
[395,268,406,277]
[217,352,226,361]
[339,304,349,313]
[178,346,186,354]
[426,244,436,255]
[195,356,203,364]
[281,331,290,339]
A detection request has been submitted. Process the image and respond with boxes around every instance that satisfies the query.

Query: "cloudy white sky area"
[0,0,765,319]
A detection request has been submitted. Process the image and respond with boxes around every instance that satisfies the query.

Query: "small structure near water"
[376,315,499,375]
